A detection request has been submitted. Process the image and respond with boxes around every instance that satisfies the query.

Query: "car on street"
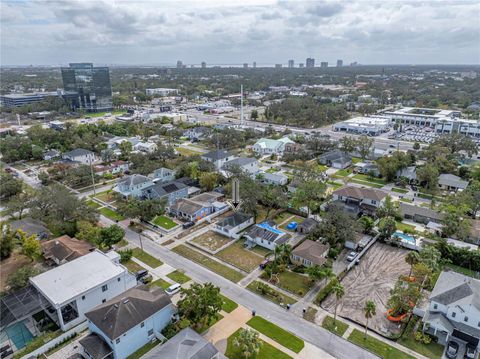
[446,341,459,359]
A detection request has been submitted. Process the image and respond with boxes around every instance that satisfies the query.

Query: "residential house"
[331,186,388,216]
[10,218,51,239]
[43,149,61,161]
[142,327,226,359]
[290,240,329,267]
[214,212,254,238]
[319,150,352,169]
[396,166,417,182]
[252,137,295,156]
[399,202,443,225]
[420,271,480,349]
[438,174,469,192]
[284,142,302,155]
[201,150,235,170]
[354,162,380,177]
[134,141,157,153]
[150,167,175,183]
[244,221,290,250]
[345,232,373,250]
[261,172,289,186]
[222,157,259,177]
[63,148,98,165]
[296,218,319,234]
[170,192,226,222]
[287,178,302,193]
[106,136,140,151]
[141,180,189,205]
[29,250,137,331]
[80,286,176,359]
[114,174,153,198]
[41,235,94,266]
[94,161,129,176]
[184,127,209,141]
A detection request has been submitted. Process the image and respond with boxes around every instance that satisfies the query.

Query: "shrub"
[314,278,337,305]
[161,323,178,339]
[118,249,133,263]
[327,247,339,259]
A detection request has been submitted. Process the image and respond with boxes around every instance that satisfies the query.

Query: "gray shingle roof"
[64,148,93,157]
[430,271,480,310]
[216,213,252,230]
[292,240,328,266]
[142,180,187,198]
[439,173,469,189]
[223,157,256,168]
[202,150,233,161]
[79,333,113,359]
[399,202,443,221]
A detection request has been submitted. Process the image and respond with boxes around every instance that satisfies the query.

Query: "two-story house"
[63,148,98,165]
[201,150,235,170]
[331,186,388,216]
[113,174,153,198]
[141,180,189,205]
[222,157,259,178]
[150,167,175,183]
[30,250,137,331]
[80,285,176,359]
[420,271,480,350]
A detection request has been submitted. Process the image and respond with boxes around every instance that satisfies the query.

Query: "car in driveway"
[346,252,358,262]
[446,341,459,359]
[464,343,476,359]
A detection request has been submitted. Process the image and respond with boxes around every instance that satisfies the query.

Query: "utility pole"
[89,159,96,196]
[240,84,244,126]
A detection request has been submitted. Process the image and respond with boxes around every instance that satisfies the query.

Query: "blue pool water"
[393,231,416,244]
[258,222,285,235]
[4,320,34,349]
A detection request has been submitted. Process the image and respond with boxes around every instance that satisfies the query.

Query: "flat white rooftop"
[30,250,125,306]
[339,116,390,126]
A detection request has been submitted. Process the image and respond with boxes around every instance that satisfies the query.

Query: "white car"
[165,283,181,296]
[346,252,358,262]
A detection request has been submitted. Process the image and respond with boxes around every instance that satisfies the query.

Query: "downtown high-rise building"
[288,59,294,68]
[243,63,249,68]
[61,63,112,112]
[253,61,257,68]
[299,63,305,68]
[306,58,315,68]
[176,60,183,68]
[337,59,343,67]
[321,62,328,68]
[201,61,206,68]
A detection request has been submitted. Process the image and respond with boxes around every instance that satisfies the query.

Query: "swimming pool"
[2,320,34,349]
[393,231,416,244]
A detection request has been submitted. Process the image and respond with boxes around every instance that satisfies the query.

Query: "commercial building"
[321,62,328,68]
[201,61,206,68]
[145,88,179,96]
[337,59,343,67]
[306,58,315,68]
[0,91,58,109]
[288,59,294,68]
[61,63,112,112]
[176,60,183,68]
[332,116,391,136]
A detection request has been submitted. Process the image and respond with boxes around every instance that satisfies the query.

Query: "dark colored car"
[182,221,195,229]
[464,343,476,359]
[259,260,271,269]
[136,269,149,281]
[446,341,459,359]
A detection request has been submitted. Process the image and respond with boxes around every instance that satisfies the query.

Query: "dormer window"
[464,316,469,322]
[433,304,438,310]
[452,312,456,318]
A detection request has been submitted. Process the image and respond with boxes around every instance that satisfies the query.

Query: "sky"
[1,0,479,66]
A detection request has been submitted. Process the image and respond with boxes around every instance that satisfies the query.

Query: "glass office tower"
[61,63,112,112]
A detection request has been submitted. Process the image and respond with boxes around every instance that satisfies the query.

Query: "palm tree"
[319,267,334,286]
[331,279,345,324]
[363,300,376,339]
[233,328,262,358]
[405,251,420,277]
[306,265,323,282]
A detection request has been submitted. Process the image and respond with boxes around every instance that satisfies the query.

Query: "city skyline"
[1,0,479,66]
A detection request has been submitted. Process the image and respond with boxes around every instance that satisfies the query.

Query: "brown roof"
[333,185,387,201]
[291,240,329,266]
[41,235,94,263]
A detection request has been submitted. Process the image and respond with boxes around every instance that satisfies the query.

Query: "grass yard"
[303,307,317,323]
[172,245,245,282]
[197,313,224,334]
[216,241,264,272]
[350,179,384,188]
[445,264,480,278]
[352,174,387,185]
[116,239,128,248]
[398,319,444,359]
[262,270,312,297]
[327,180,343,189]
[250,245,272,258]
[280,215,305,231]
[191,230,232,252]
[225,329,292,359]
[86,199,101,208]
[166,270,191,283]
[123,259,145,273]
[395,221,416,233]
[247,281,297,306]
[132,248,163,268]
[220,294,238,313]
[99,207,125,221]
[87,110,125,118]
[149,278,171,290]
[321,316,349,336]
[177,147,202,156]
[152,215,178,230]
[273,211,290,223]
[126,340,161,359]
[247,316,305,353]
[348,329,415,359]
[94,190,117,203]
[335,168,352,177]
[392,187,409,194]
[351,157,363,164]
[315,164,329,172]
[266,167,280,173]
[400,197,413,203]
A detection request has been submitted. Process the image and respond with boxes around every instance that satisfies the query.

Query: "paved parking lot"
[323,243,411,336]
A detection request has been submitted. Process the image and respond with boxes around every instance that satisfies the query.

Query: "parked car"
[446,341,459,359]
[139,274,153,284]
[182,221,195,229]
[136,269,149,281]
[165,283,181,296]
[464,343,476,359]
[259,260,271,269]
[346,252,358,262]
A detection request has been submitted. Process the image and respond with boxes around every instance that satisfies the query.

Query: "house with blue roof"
[243,221,290,250]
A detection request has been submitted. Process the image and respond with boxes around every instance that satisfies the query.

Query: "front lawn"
[247,281,297,306]
[225,329,292,359]
[321,316,348,336]
[152,215,178,230]
[348,329,415,359]
[99,207,125,221]
[261,270,312,297]
[86,199,101,208]
[392,187,409,194]
[197,313,224,334]
[327,181,343,189]
[172,245,245,282]
[397,318,444,359]
[149,278,171,290]
[166,270,191,284]
[350,179,384,188]
[247,316,305,353]
[123,259,145,273]
[395,221,416,233]
[335,168,352,177]
[303,307,317,322]
[216,241,264,272]
[220,294,238,313]
[132,248,163,268]
[352,174,387,185]
[351,157,362,164]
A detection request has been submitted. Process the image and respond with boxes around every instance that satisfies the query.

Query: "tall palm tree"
[405,251,420,277]
[363,300,376,339]
[319,267,334,286]
[331,279,345,324]
[306,265,322,282]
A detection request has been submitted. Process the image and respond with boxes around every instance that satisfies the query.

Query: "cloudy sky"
[1,0,479,66]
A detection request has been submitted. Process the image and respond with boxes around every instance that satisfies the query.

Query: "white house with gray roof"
[114,174,153,198]
[252,137,294,155]
[63,148,98,165]
[214,212,254,238]
[201,150,235,170]
[421,271,480,349]
[438,173,469,192]
[261,172,289,186]
[222,157,259,177]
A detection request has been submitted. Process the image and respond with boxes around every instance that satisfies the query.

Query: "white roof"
[30,250,126,306]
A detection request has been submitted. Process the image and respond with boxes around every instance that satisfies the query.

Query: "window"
[116,338,120,344]
[102,299,106,303]
[433,304,437,309]
[82,295,85,300]
[141,322,145,328]
[464,316,469,322]
[452,312,456,318]
[148,329,153,336]
[117,278,121,282]
[102,285,108,292]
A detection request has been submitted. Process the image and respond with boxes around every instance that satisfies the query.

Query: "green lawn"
[392,187,409,194]
[398,319,444,359]
[335,168,352,177]
[220,294,238,313]
[322,316,349,336]
[247,281,297,306]
[123,259,145,273]
[152,215,178,229]
[351,157,363,164]
[99,207,125,221]
[86,199,101,208]
[445,264,479,278]
[132,248,163,268]
[172,245,245,282]
[166,270,191,283]
[261,270,312,297]
[348,329,415,359]
[149,278,171,290]
[352,174,387,185]
[350,179,384,188]
[303,307,317,322]
[327,181,343,189]
[279,215,305,231]
[225,329,292,359]
[400,197,413,203]
[247,316,304,353]
[250,245,272,258]
[197,313,224,334]
[266,167,280,173]
[126,339,161,359]
[116,239,129,248]
[395,221,416,232]
[316,164,328,172]
[87,110,126,118]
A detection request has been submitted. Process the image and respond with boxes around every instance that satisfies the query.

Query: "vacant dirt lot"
[190,230,232,252]
[323,243,410,336]
[0,253,31,291]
